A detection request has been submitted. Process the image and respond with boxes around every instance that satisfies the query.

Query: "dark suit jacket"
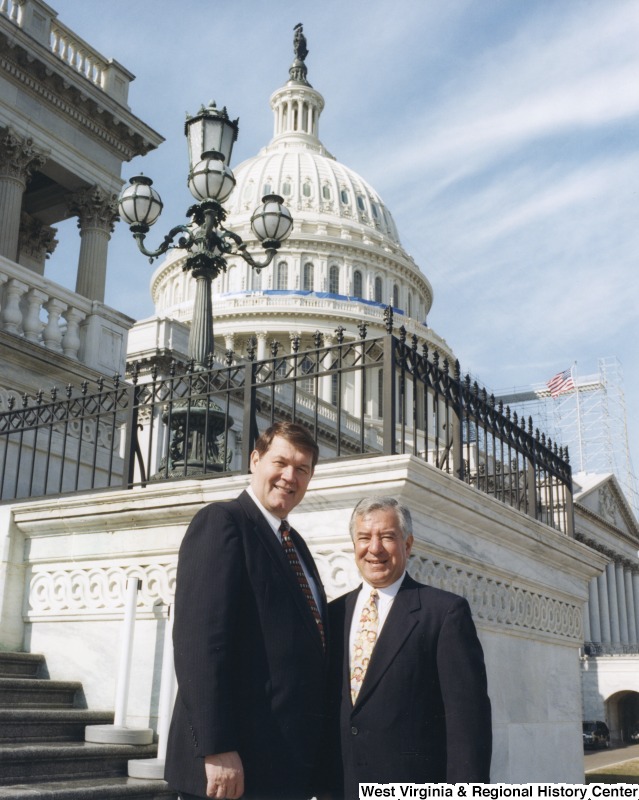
[164,490,328,800]
[328,574,492,797]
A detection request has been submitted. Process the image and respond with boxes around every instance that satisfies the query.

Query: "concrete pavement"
[585,742,639,772]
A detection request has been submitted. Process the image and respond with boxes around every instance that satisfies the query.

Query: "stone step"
[0,741,159,786]
[0,708,114,742]
[0,677,81,708]
[0,652,45,679]
[0,775,177,799]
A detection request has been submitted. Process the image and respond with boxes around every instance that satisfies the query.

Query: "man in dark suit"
[329,496,492,797]
[165,422,328,800]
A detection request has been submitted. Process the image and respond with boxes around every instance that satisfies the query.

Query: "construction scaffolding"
[495,357,638,517]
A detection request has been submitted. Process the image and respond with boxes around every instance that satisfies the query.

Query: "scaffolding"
[495,357,639,517]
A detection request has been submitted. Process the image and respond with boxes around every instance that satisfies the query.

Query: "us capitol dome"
[144,25,453,363]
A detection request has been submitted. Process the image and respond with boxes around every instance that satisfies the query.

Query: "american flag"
[546,368,575,398]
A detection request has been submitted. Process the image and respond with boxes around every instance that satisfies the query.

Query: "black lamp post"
[118,101,293,368]
[119,102,293,476]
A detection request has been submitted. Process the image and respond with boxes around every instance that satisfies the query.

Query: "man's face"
[353,507,413,588]
[250,435,315,519]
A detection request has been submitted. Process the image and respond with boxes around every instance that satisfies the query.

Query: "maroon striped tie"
[279,521,325,649]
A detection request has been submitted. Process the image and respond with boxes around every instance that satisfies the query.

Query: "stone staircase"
[0,652,178,799]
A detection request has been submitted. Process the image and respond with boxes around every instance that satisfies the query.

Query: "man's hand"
[204,751,244,799]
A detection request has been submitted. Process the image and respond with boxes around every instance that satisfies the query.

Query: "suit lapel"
[343,588,359,697]
[237,491,326,652]
[352,575,421,709]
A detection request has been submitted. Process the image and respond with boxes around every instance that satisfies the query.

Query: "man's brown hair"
[253,422,319,469]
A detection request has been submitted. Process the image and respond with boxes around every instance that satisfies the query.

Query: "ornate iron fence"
[0,326,573,534]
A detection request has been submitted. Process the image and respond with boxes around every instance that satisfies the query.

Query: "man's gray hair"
[349,496,413,540]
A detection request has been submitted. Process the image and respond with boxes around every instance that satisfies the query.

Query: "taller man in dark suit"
[329,496,492,797]
[165,422,328,800]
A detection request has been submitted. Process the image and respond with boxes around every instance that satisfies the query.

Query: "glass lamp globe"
[250,194,293,246]
[118,175,163,228]
[188,151,236,203]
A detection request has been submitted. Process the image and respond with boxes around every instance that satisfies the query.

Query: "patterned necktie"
[279,521,326,649]
[350,588,379,704]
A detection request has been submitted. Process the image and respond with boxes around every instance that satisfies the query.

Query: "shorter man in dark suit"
[165,422,327,800]
[329,496,492,797]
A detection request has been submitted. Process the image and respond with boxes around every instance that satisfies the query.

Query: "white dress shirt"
[246,485,322,613]
[348,572,406,666]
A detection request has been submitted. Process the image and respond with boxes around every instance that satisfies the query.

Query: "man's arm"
[436,597,492,782]
[172,504,246,770]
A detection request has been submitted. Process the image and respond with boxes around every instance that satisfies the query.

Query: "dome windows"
[322,184,331,200]
[243,181,255,203]
[393,283,399,309]
[303,262,315,291]
[340,188,350,205]
[353,269,363,298]
[329,264,340,294]
[276,261,288,290]
[251,269,262,291]
[356,195,366,212]
[302,180,312,198]
[374,276,383,304]
[281,180,292,197]
[263,182,272,196]
[227,265,239,293]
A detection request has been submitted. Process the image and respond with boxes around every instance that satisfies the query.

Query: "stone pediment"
[574,472,639,541]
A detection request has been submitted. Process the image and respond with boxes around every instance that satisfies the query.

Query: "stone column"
[624,564,637,645]
[68,186,118,303]
[255,332,268,361]
[597,570,612,644]
[588,578,602,644]
[223,333,236,357]
[18,213,58,274]
[633,570,639,644]
[583,603,591,644]
[615,558,629,645]
[606,561,621,646]
[0,128,48,261]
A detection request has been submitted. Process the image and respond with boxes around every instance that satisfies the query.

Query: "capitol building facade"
[131,34,452,368]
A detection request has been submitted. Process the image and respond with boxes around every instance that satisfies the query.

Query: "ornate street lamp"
[118,101,293,476]
[118,100,293,367]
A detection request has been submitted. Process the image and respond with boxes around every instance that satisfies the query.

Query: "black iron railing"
[0,327,573,534]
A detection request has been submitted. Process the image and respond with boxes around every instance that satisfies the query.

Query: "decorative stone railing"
[0,0,133,105]
[0,255,133,376]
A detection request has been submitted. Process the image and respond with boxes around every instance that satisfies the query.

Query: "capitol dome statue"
[146,25,453,364]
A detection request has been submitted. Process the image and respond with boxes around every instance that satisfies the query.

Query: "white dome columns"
[270,84,325,145]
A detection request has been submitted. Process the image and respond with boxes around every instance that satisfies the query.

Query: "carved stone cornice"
[0,34,159,159]
[67,185,119,233]
[0,126,49,182]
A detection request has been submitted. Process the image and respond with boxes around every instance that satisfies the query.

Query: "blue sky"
[47,0,639,497]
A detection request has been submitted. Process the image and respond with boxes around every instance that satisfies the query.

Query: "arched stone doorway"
[606,691,639,744]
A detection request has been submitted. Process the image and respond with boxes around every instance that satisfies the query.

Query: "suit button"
[351,726,358,735]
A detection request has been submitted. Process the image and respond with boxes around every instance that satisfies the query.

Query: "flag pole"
[572,362,584,473]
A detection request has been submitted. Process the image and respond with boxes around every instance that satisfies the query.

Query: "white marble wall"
[1,455,605,782]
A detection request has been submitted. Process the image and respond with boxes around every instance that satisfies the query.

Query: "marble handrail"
[0,255,133,375]
[0,0,133,104]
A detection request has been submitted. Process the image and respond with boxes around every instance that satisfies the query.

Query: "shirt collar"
[246,485,286,535]
[360,571,406,600]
